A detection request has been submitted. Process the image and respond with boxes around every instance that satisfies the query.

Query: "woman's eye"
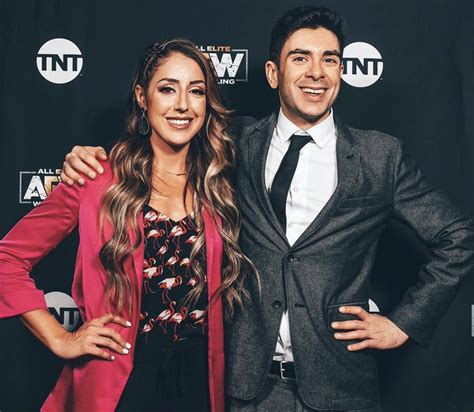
[159,86,175,93]
[191,89,205,96]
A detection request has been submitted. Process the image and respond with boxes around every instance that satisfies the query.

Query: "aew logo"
[197,45,248,85]
[342,42,383,88]
[45,291,80,332]
[36,38,83,84]
[19,169,61,206]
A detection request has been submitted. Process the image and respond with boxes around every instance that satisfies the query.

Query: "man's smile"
[300,86,327,94]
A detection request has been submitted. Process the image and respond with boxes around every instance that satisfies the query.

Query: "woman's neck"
[148,136,193,220]
[149,136,190,175]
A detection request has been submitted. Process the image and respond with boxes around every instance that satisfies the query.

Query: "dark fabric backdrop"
[0,0,473,410]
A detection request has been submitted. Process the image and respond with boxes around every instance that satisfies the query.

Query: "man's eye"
[292,56,307,62]
[324,58,340,64]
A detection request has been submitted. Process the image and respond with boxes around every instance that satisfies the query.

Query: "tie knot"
[288,133,312,153]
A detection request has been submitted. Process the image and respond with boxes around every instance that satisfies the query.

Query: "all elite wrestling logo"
[342,42,383,88]
[19,169,61,206]
[36,38,83,84]
[198,45,248,85]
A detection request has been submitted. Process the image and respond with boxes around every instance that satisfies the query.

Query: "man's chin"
[281,104,331,128]
[299,108,331,126]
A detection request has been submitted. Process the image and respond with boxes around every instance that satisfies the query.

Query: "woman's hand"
[51,313,132,361]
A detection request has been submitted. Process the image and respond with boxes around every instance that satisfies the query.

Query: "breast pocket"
[339,195,386,209]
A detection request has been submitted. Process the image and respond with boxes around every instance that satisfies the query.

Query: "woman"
[0,38,255,412]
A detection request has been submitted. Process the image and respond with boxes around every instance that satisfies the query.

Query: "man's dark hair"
[269,6,345,65]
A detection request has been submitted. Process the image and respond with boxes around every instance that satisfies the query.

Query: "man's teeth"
[302,88,325,94]
[169,119,191,125]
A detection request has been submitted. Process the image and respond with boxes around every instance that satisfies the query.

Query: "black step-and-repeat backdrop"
[1,0,473,410]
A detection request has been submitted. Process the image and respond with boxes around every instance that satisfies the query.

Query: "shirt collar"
[275,108,336,148]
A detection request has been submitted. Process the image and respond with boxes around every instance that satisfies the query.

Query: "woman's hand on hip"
[52,313,132,361]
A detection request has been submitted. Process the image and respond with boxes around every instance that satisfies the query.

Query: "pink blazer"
[0,161,225,412]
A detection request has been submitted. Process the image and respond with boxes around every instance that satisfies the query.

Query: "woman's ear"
[134,84,147,110]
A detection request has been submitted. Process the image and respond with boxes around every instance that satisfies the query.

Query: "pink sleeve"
[0,181,83,318]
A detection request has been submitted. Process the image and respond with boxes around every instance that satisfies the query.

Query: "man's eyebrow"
[287,48,311,57]
[323,50,342,58]
[287,49,342,59]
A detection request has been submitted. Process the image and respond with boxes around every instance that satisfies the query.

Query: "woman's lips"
[167,118,193,129]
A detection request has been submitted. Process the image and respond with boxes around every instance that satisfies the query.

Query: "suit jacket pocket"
[325,301,379,400]
[327,301,369,344]
[339,195,386,209]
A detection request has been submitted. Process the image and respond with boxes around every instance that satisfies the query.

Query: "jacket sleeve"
[387,140,474,347]
[0,181,83,318]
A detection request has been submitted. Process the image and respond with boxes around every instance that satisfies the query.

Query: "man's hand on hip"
[331,305,409,351]
[61,145,107,186]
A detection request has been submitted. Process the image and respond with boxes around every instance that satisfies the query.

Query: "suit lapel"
[247,112,288,242]
[293,118,360,249]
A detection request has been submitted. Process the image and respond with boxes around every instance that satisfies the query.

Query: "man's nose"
[306,59,324,79]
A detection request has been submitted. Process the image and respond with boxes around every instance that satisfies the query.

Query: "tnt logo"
[198,45,248,85]
[36,38,83,84]
[45,291,80,332]
[342,42,383,88]
[19,169,61,206]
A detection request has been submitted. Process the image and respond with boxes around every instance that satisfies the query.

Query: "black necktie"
[270,133,312,231]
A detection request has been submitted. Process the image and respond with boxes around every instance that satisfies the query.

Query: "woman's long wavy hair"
[99,38,257,318]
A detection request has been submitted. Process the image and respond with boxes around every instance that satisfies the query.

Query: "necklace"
[155,169,187,177]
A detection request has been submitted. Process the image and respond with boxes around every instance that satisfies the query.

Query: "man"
[60,6,474,411]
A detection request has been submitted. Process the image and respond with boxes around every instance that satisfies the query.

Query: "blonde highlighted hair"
[99,38,257,318]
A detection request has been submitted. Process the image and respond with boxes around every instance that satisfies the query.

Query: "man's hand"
[61,146,108,186]
[331,305,409,351]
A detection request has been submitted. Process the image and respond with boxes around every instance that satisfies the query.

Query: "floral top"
[135,204,208,356]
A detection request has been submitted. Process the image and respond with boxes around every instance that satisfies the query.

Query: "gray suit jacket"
[225,112,474,410]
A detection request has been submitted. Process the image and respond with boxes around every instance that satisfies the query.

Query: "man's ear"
[265,60,279,90]
[134,85,147,110]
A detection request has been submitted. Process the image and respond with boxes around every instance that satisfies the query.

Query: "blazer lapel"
[293,118,360,249]
[247,112,289,242]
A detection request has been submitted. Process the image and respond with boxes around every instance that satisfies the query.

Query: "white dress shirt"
[265,109,338,362]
